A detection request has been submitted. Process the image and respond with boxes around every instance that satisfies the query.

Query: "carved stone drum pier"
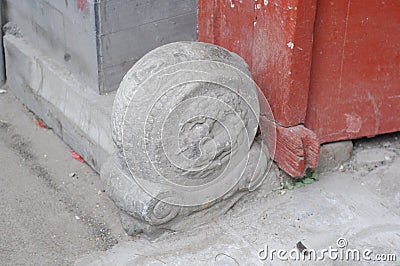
[101,42,274,236]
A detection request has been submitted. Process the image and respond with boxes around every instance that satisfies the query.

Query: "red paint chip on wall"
[78,0,87,11]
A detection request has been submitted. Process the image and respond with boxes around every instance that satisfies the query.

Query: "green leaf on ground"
[295,181,305,188]
[302,178,315,184]
[284,181,294,190]
[311,172,318,181]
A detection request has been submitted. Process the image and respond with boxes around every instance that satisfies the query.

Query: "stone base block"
[316,140,354,172]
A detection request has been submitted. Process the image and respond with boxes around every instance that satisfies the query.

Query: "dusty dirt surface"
[78,134,400,264]
[0,90,129,265]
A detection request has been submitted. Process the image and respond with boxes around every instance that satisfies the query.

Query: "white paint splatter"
[229,0,235,8]
[254,21,257,26]
[345,113,362,133]
[255,3,261,9]
[287,41,294,49]
[264,0,269,6]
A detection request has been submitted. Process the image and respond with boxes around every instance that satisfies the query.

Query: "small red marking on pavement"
[36,119,47,129]
[71,151,85,163]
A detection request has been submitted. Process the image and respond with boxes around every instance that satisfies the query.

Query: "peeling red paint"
[198,0,319,177]
[345,114,362,133]
[198,0,400,176]
[78,0,87,11]
[306,0,400,143]
[272,125,320,177]
[198,0,317,127]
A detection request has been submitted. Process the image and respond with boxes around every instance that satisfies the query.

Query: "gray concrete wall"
[97,0,198,93]
[3,0,99,92]
[3,0,198,94]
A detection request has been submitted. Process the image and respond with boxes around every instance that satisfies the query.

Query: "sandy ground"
[0,91,129,265]
[1,89,399,265]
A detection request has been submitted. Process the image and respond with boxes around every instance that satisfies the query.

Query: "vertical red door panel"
[198,0,317,127]
[306,0,400,143]
[198,0,400,176]
[198,0,320,177]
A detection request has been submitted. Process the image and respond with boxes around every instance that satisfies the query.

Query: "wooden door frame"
[198,0,320,177]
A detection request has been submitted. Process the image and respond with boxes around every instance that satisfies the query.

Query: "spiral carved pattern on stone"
[103,42,276,234]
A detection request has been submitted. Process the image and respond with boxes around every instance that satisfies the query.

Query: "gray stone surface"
[98,0,198,93]
[316,140,353,173]
[3,0,99,92]
[77,140,400,265]
[103,42,273,236]
[3,0,198,94]
[4,34,114,172]
[342,134,400,176]
[354,148,396,165]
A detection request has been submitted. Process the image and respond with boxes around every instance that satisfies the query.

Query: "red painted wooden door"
[305,0,400,144]
[199,0,320,177]
[198,0,400,176]
[199,0,317,127]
